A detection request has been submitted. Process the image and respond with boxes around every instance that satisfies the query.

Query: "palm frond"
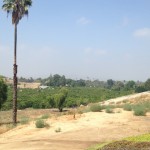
[2,0,32,25]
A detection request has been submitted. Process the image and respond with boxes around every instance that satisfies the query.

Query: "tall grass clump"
[105,107,114,113]
[35,119,45,128]
[90,104,103,112]
[20,116,30,125]
[141,101,150,112]
[123,104,132,111]
[133,105,147,116]
[40,114,50,119]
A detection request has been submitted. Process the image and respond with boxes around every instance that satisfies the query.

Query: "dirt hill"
[0,92,150,150]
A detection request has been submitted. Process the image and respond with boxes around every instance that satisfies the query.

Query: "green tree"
[47,96,55,108]
[145,78,150,91]
[54,88,68,112]
[107,79,114,89]
[113,81,124,91]
[0,79,7,109]
[2,0,32,124]
[125,81,136,90]
[135,85,146,93]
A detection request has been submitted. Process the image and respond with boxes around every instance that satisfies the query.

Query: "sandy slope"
[100,91,150,105]
[0,109,150,150]
[1,92,150,150]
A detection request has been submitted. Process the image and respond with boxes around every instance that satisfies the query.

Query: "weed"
[35,119,45,128]
[105,107,114,113]
[122,99,128,103]
[20,116,30,124]
[90,104,102,112]
[133,105,147,116]
[40,114,50,119]
[123,104,132,111]
[82,107,91,113]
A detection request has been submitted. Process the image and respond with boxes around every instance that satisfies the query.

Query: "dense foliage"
[0,78,7,109]
[1,74,150,110]
[1,86,133,110]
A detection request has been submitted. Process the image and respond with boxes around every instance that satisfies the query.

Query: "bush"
[41,114,50,119]
[133,105,147,116]
[20,117,29,124]
[35,119,45,128]
[123,104,132,111]
[90,104,102,112]
[82,107,91,113]
[105,107,114,113]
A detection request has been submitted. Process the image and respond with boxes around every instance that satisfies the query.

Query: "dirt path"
[0,110,150,150]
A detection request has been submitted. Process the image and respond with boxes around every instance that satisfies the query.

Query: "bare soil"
[1,92,150,150]
[0,109,150,150]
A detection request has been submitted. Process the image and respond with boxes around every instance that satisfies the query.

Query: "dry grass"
[0,109,63,125]
[0,109,62,134]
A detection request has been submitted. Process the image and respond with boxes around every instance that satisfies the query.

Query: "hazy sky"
[0,0,150,81]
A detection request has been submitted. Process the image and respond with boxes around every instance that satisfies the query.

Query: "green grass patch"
[125,134,150,142]
[123,104,132,111]
[105,107,114,113]
[133,105,147,116]
[87,134,150,150]
[35,119,45,128]
[19,116,30,125]
[40,114,50,119]
[90,104,103,112]
[86,143,108,150]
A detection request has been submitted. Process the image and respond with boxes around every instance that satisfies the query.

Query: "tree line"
[18,74,149,92]
[1,76,150,112]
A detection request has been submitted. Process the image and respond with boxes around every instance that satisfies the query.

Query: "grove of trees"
[1,74,150,111]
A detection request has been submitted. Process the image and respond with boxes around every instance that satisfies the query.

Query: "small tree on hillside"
[54,88,68,112]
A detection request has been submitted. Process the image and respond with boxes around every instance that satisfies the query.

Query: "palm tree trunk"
[13,23,18,125]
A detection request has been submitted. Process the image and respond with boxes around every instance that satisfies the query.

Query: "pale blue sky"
[0,0,150,81]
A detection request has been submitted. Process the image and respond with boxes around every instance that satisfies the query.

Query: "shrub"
[90,104,102,112]
[133,105,147,116]
[35,119,45,128]
[105,107,114,113]
[122,99,128,103]
[141,101,150,112]
[123,104,132,111]
[20,116,29,124]
[105,105,114,113]
[41,114,50,119]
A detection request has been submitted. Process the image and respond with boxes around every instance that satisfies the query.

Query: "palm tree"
[2,0,32,124]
